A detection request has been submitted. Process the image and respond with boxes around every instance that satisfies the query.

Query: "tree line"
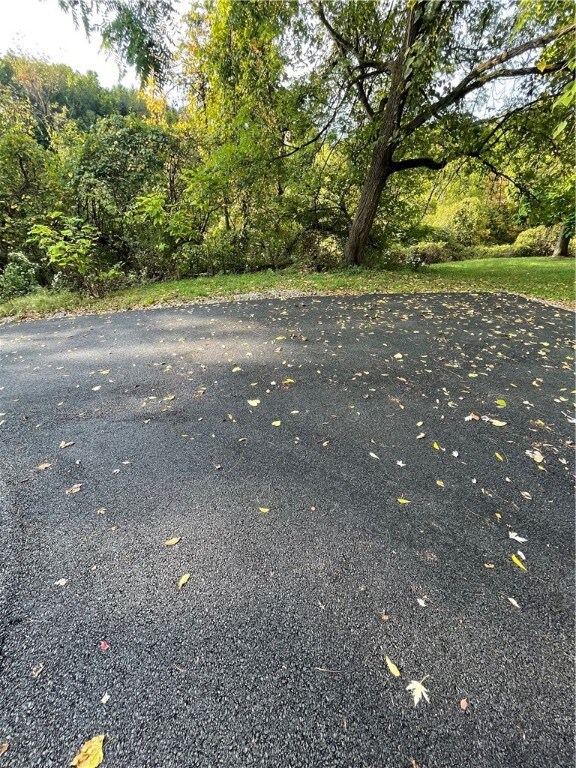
[0,0,573,299]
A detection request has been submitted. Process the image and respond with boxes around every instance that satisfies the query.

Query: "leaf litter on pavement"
[8,290,574,745]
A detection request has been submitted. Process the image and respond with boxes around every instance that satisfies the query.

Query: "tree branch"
[390,156,448,172]
[403,23,575,137]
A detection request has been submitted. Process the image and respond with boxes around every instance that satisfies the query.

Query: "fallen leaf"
[381,612,389,621]
[416,432,426,439]
[258,507,270,514]
[99,370,110,375]
[490,419,507,427]
[164,537,181,546]
[31,664,44,678]
[417,598,427,608]
[247,399,260,407]
[369,452,380,460]
[385,656,401,677]
[509,531,527,543]
[436,480,444,488]
[397,498,410,504]
[232,366,242,372]
[37,462,52,471]
[0,744,7,757]
[271,420,281,427]
[101,693,110,705]
[495,453,504,462]
[508,597,521,609]
[91,386,101,392]
[460,698,468,711]
[406,677,430,707]
[99,641,110,652]
[71,735,104,768]
[65,483,82,495]
[511,554,527,571]
[484,563,495,569]
[178,573,190,589]
[60,441,74,449]
[54,578,68,587]
[432,442,440,450]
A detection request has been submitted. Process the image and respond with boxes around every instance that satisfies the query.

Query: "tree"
[309,0,574,265]
[56,0,176,83]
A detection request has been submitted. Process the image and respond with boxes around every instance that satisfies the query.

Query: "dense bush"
[385,241,532,268]
[514,226,565,257]
[0,252,39,299]
[466,244,523,259]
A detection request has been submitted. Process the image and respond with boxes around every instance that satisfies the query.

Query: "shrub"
[0,252,39,300]
[514,226,556,256]
[28,214,100,286]
[465,244,522,260]
[404,241,464,265]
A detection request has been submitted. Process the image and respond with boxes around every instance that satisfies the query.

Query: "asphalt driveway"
[0,291,574,767]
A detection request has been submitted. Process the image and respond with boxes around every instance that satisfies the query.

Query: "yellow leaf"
[60,440,75,449]
[468,373,478,378]
[385,656,401,677]
[271,420,281,427]
[247,399,260,407]
[232,366,242,372]
[164,395,175,401]
[511,554,527,571]
[436,480,444,487]
[397,498,410,504]
[99,370,110,375]
[282,378,295,384]
[164,537,181,546]
[258,507,270,514]
[178,573,190,589]
[495,453,504,462]
[490,420,507,427]
[433,442,440,450]
[393,353,403,360]
[71,735,104,768]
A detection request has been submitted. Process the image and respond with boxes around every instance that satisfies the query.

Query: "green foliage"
[515,225,575,257]
[0,252,39,299]
[28,214,100,286]
[0,0,572,296]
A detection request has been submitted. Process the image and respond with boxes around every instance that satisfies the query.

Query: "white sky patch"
[0,0,137,88]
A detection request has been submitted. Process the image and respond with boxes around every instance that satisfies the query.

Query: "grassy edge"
[1,258,574,322]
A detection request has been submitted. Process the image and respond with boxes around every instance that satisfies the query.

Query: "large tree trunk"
[551,223,571,258]
[343,2,426,267]
[344,145,392,266]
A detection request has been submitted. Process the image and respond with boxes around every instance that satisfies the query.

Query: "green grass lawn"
[0,257,573,321]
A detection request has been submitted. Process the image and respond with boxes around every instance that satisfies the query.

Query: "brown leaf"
[0,743,8,757]
[37,462,52,471]
[65,483,82,495]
